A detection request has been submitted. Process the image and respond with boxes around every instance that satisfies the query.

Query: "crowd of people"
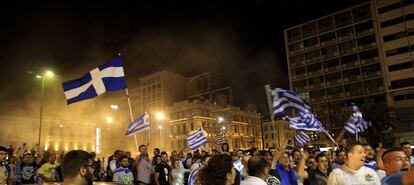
[1,140,414,185]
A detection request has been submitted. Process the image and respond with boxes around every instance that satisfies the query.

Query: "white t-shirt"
[241,176,267,185]
[327,165,380,185]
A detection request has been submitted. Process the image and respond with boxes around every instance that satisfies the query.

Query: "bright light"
[218,117,224,123]
[156,112,165,121]
[96,128,101,154]
[59,124,64,128]
[110,104,119,110]
[158,125,163,129]
[36,75,42,79]
[45,70,54,78]
[222,126,226,130]
[106,116,113,124]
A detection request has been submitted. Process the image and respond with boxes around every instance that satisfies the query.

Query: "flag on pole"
[62,56,127,105]
[288,113,323,132]
[214,134,228,145]
[270,87,312,117]
[126,112,150,136]
[345,103,372,134]
[187,128,207,150]
[295,131,310,146]
[188,168,199,185]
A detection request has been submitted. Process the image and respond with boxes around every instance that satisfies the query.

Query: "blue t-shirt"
[381,172,406,185]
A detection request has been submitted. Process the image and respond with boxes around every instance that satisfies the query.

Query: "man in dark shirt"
[154,151,170,185]
[298,152,330,185]
[18,152,38,184]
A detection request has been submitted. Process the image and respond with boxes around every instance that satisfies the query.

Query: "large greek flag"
[295,131,310,146]
[126,112,150,136]
[214,134,228,145]
[271,87,311,117]
[187,128,207,150]
[62,56,127,104]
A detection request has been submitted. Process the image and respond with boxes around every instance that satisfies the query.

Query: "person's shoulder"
[382,172,404,185]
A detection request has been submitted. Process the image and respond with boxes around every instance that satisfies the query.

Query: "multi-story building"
[168,99,262,152]
[129,71,188,151]
[262,120,295,149]
[284,0,414,142]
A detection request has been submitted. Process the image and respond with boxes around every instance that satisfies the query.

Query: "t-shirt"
[327,165,380,185]
[307,168,329,185]
[381,172,404,185]
[112,167,134,185]
[38,162,60,182]
[20,162,37,184]
[364,161,378,170]
[155,163,170,185]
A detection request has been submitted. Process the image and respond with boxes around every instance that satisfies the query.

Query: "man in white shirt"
[328,143,380,185]
[241,156,269,185]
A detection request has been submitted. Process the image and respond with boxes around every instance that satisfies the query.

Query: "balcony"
[358,42,376,51]
[365,86,384,93]
[310,96,326,103]
[308,69,324,76]
[356,28,374,37]
[309,82,326,89]
[327,93,344,100]
[320,39,336,47]
[343,75,361,83]
[342,60,359,69]
[363,71,382,79]
[291,60,306,68]
[360,57,379,65]
[324,65,341,73]
[326,78,342,86]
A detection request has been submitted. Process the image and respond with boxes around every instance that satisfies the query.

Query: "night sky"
[0,0,368,118]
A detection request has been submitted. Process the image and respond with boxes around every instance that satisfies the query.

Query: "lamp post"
[36,70,54,146]
[156,112,165,147]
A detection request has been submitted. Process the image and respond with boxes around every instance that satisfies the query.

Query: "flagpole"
[264,85,278,149]
[355,121,359,142]
[125,88,139,153]
[314,120,337,146]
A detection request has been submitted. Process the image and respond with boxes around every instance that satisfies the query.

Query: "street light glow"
[156,112,165,121]
[158,125,163,129]
[106,116,113,124]
[45,70,54,77]
[110,104,119,110]
[218,117,224,123]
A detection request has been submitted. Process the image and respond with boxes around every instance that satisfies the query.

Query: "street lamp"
[106,116,113,124]
[156,112,165,147]
[36,70,54,146]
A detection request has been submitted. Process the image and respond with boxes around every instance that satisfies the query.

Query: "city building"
[284,0,414,143]
[262,119,295,149]
[168,99,263,152]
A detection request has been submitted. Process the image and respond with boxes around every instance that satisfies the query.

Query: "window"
[386,46,410,57]
[378,2,401,14]
[391,77,414,89]
[393,95,405,101]
[381,16,404,28]
[388,62,413,72]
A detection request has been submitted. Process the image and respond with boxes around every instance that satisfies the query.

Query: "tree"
[358,102,398,147]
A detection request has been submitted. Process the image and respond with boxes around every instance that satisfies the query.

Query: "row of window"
[140,75,161,86]
[391,77,414,89]
[385,44,414,57]
[378,0,414,14]
[388,61,413,72]
[383,29,414,42]
[380,11,414,28]
[393,92,414,101]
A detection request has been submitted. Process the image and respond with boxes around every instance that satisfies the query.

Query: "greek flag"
[187,128,207,150]
[126,112,150,136]
[233,159,244,176]
[188,168,199,185]
[62,56,127,104]
[295,131,310,146]
[214,134,228,145]
[288,113,323,132]
[271,87,311,117]
[345,104,372,134]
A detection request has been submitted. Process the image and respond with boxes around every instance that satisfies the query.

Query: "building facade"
[284,0,414,141]
[168,99,262,152]
[262,120,295,149]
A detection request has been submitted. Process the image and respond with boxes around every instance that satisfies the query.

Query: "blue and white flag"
[233,158,244,176]
[62,56,127,104]
[187,128,207,150]
[271,87,311,117]
[188,168,199,185]
[126,112,150,136]
[295,131,310,146]
[214,134,228,145]
[289,113,323,132]
[345,103,372,134]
